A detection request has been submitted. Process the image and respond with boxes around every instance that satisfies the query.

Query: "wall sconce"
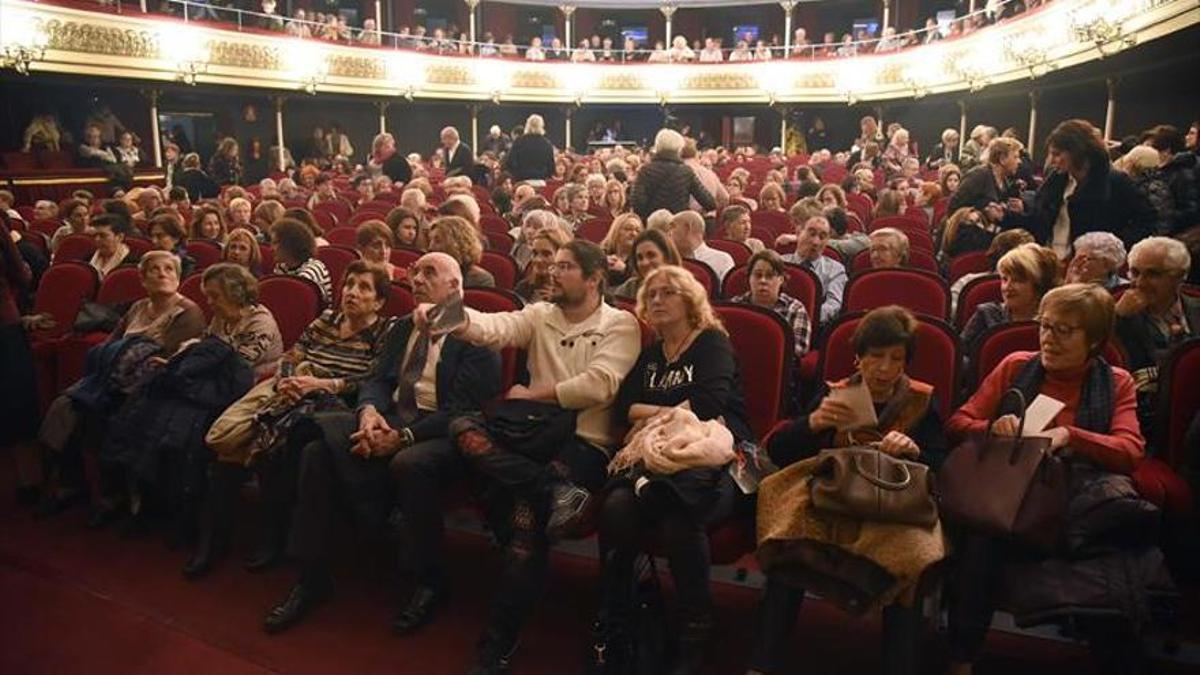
[301,73,327,95]
[1005,43,1056,79]
[176,59,207,85]
[1,42,45,75]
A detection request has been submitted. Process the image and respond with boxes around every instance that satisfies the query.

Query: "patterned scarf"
[1010,354,1114,433]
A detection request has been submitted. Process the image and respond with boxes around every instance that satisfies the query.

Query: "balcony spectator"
[699,38,723,62]
[598,36,615,62]
[479,31,498,56]
[548,37,569,61]
[836,33,857,57]
[209,137,243,187]
[22,114,61,152]
[754,40,774,60]
[526,36,546,61]
[359,18,381,45]
[571,40,596,62]
[285,8,311,38]
[255,0,284,31]
[499,34,518,57]
[728,40,752,62]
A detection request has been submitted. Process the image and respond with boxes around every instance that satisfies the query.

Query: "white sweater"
[462,301,641,448]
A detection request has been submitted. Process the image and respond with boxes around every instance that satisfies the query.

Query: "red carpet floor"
[1,469,1195,674]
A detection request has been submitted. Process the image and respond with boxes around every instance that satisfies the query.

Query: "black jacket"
[949,165,1028,232]
[505,133,556,181]
[1032,163,1157,252]
[381,153,413,186]
[444,142,474,178]
[628,152,716,219]
[356,317,502,443]
[175,168,219,201]
[1160,152,1199,235]
[925,142,958,170]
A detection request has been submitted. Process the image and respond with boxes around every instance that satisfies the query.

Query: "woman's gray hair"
[1072,232,1127,271]
[522,208,560,231]
[524,114,545,136]
[653,129,686,156]
[137,250,182,279]
[202,262,260,307]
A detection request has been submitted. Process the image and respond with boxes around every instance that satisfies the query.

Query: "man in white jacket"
[415,238,641,673]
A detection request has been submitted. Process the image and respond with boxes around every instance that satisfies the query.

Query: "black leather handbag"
[485,399,577,463]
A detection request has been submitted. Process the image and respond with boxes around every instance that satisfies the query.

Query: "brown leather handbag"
[810,447,938,527]
[937,389,1068,553]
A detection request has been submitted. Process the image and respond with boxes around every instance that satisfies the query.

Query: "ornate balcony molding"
[1,0,1196,103]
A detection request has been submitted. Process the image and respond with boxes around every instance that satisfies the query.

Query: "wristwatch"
[398,427,415,449]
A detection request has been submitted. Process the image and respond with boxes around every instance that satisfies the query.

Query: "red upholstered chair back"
[390,247,423,268]
[359,200,396,215]
[464,288,525,391]
[956,274,1001,330]
[124,237,155,260]
[95,266,146,306]
[845,193,873,228]
[30,219,61,239]
[186,239,223,272]
[258,275,323,349]
[707,239,753,267]
[316,245,361,305]
[348,210,388,228]
[1159,338,1200,467]
[973,318,1128,390]
[324,227,358,248]
[481,214,511,237]
[681,259,719,299]
[179,273,212,321]
[53,233,96,263]
[819,312,961,418]
[750,210,793,239]
[312,209,339,233]
[484,229,515,253]
[720,262,822,322]
[381,282,416,319]
[479,250,519,290]
[844,268,950,319]
[32,261,99,341]
[313,200,352,224]
[948,250,992,283]
[576,218,612,244]
[259,244,275,272]
[713,302,794,439]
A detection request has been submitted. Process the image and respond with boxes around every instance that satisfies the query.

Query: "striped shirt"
[286,310,394,394]
[275,257,333,305]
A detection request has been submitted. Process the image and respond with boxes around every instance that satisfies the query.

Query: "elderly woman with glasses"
[749,305,947,675]
[592,264,751,675]
[945,284,1151,675]
[868,227,910,269]
[1065,232,1128,290]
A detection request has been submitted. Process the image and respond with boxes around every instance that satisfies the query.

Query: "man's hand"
[506,383,557,402]
[1115,288,1148,318]
[984,202,1005,223]
[412,302,436,334]
[1005,197,1025,214]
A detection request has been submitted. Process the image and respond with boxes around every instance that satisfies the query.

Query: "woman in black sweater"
[594,265,751,675]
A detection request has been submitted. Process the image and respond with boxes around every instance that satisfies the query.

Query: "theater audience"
[0,212,37,502]
[437,239,640,672]
[949,137,1027,228]
[510,208,559,271]
[757,183,787,213]
[386,207,422,249]
[940,207,997,260]
[209,138,243,187]
[176,153,220,201]
[35,251,205,521]
[949,228,1036,317]
[356,220,406,281]
[515,226,570,303]
[595,265,750,673]
[613,228,682,301]
[783,215,846,325]
[599,212,643,285]
[868,227,910,268]
[751,306,946,675]
[603,178,628,218]
[671,210,735,283]
[630,129,716,219]
[147,213,195,277]
[1064,232,1128,289]
[1115,236,1198,435]
[88,214,135,278]
[50,199,91,252]
[939,164,963,200]
[270,218,333,304]
[946,284,1149,675]
[505,114,557,183]
[927,128,961,170]
[961,243,1060,354]
[720,205,764,253]
[428,215,494,288]
[190,261,395,579]
[732,249,812,357]
[222,228,262,275]
[1034,119,1157,256]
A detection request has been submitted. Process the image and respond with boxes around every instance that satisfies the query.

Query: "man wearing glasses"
[416,239,640,673]
[1115,236,1199,433]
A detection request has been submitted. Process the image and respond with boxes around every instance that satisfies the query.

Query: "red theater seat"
[478,251,519,290]
[682,259,719,299]
[707,239,753,267]
[53,233,96,263]
[713,302,794,439]
[844,268,949,319]
[179,273,212,321]
[316,246,361,304]
[948,250,991,283]
[575,218,612,244]
[955,274,1001,331]
[850,248,940,275]
[186,239,223,271]
[258,275,323,349]
[324,227,358,248]
[390,247,423,269]
[381,282,416,319]
[464,288,524,392]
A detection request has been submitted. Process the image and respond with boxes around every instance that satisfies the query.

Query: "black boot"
[263,572,332,635]
[184,463,244,580]
[669,612,713,675]
[245,468,289,572]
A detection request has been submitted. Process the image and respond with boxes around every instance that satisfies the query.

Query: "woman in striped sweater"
[187,261,395,579]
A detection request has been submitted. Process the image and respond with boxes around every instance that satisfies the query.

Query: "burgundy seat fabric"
[844,268,950,319]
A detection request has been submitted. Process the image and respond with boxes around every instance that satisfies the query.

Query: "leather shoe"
[390,585,446,635]
[545,481,591,541]
[468,631,518,675]
[263,583,330,634]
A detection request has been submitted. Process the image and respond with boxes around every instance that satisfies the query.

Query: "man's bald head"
[412,251,462,304]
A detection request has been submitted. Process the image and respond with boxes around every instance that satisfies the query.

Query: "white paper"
[826,382,878,431]
[1021,394,1065,437]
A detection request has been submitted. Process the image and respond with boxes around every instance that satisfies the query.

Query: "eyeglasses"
[645,286,681,301]
[549,261,579,273]
[1036,319,1082,339]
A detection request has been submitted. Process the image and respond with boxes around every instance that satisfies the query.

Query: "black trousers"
[287,411,394,571]
[947,533,1148,675]
[748,577,921,675]
[453,419,609,641]
[388,437,464,588]
[597,473,736,621]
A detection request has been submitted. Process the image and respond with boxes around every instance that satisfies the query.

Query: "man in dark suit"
[263,252,502,635]
[441,126,474,178]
